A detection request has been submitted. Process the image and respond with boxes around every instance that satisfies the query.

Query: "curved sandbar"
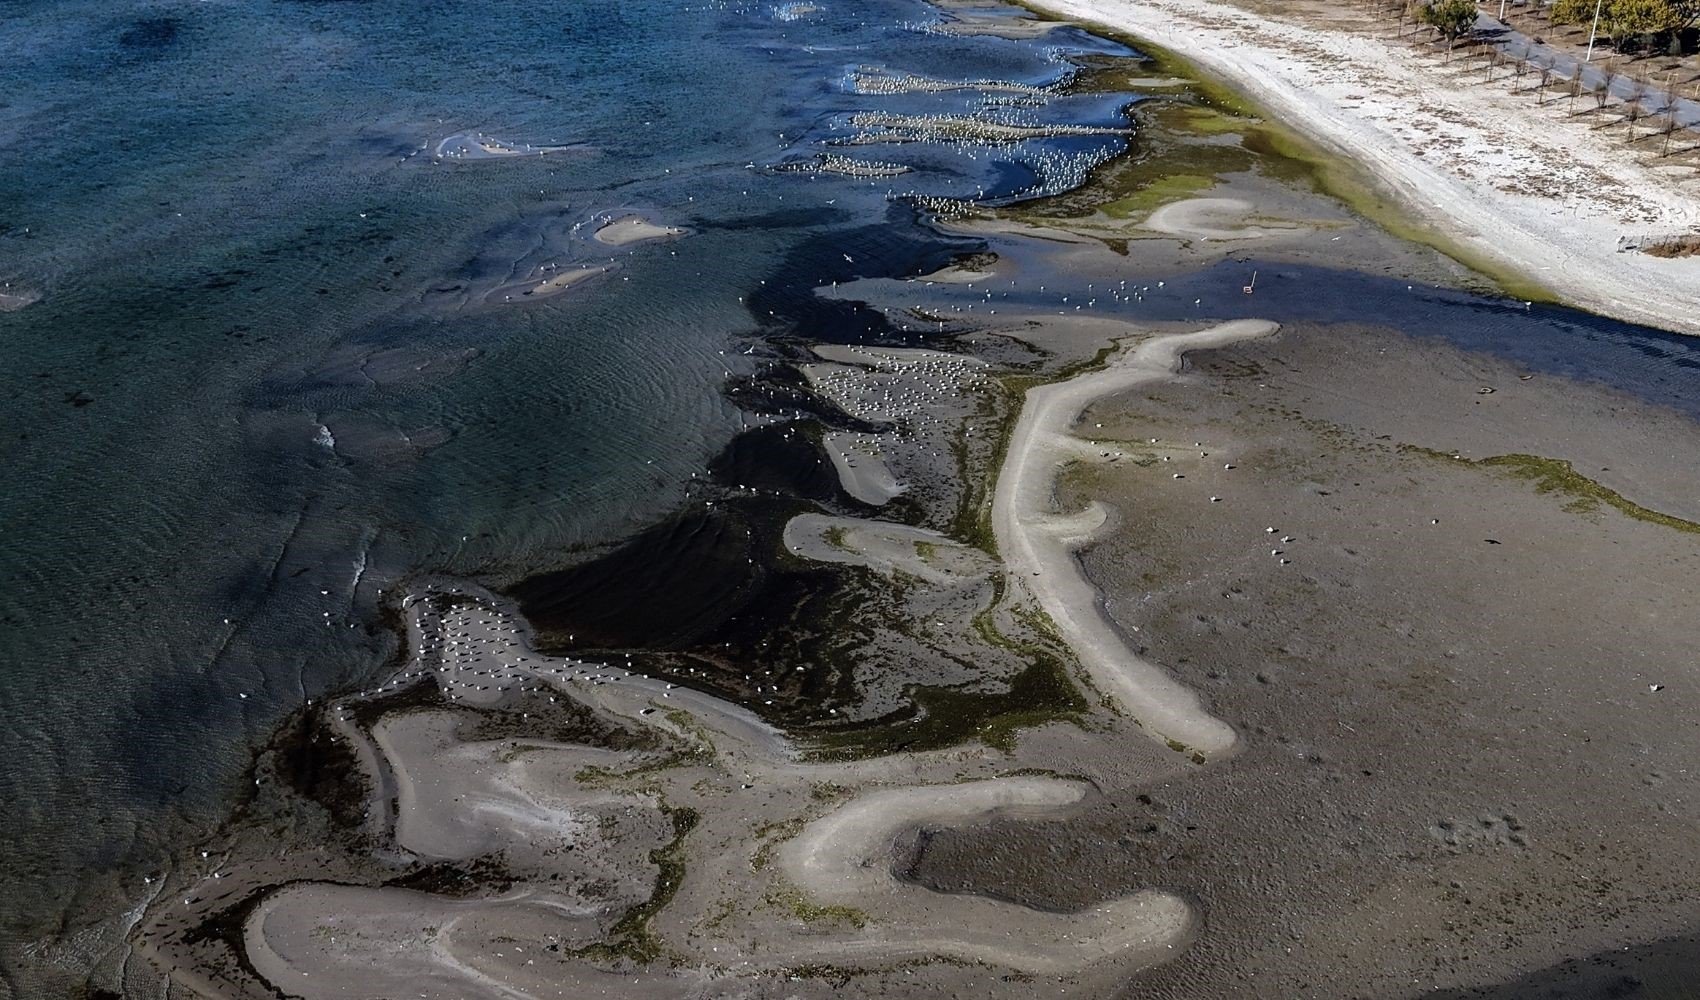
[991,319,1280,758]
[777,777,1192,972]
[244,884,688,1000]
[434,132,576,161]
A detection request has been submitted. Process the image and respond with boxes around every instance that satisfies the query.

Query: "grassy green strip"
[1404,447,1700,533]
[576,805,700,964]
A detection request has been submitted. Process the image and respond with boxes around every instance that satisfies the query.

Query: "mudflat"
[909,321,1700,997]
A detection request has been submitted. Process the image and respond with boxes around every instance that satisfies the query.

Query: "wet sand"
[120,268,1700,1000]
[911,322,1700,997]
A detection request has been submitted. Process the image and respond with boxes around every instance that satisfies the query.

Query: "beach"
[1026,0,1700,335]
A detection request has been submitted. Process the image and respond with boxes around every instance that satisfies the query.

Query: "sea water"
[0,0,1141,960]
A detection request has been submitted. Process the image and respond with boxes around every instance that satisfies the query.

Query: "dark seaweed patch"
[707,422,857,508]
[118,16,181,50]
[273,703,370,830]
[386,854,517,897]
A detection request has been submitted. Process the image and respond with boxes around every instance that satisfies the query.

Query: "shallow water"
[0,0,1142,954]
[3,0,1698,982]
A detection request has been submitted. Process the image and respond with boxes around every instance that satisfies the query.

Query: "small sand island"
[484,263,611,304]
[434,131,579,161]
[0,287,39,312]
[592,215,688,247]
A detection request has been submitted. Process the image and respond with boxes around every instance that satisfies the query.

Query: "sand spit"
[775,152,913,177]
[433,131,579,161]
[771,1,821,21]
[992,319,1281,758]
[820,430,904,505]
[245,883,694,1000]
[486,264,611,304]
[593,215,688,247]
[913,259,999,284]
[923,10,1073,39]
[778,778,1192,972]
[784,512,994,585]
[1025,0,1700,335]
[396,589,790,760]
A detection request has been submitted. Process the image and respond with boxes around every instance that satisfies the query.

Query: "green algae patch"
[1100,173,1216,219]
[1008,3,1553,303]
[768,884,870,929]
[1482,454,1700,533]
[1403,447,1700,534]
[808,649,1087,759]
[576,805,699,965]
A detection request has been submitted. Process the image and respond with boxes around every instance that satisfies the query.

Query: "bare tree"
[1661,73,1682,155]
[1592,60,1620,117]
[1537,61,1556,101]
[1623,70,1649,138]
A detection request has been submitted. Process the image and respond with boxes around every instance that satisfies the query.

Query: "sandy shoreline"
[1024,0,1700,335]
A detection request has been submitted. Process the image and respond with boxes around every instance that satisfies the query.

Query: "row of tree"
[1547,0,1698,55]
[1402,0,1699,53]
[1385,0,1699,156]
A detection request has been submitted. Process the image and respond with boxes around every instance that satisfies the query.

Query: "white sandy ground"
[1028,0,1700,335]
[376,711,639,862]
[912,261,999,284]
[783,512,996,585]
[1142,195,1309,241]
[592,215,688,247]
[821,430,905,505]
[221,586,1192,994]
[777,779,1193,973]
[993,319,1282,758]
